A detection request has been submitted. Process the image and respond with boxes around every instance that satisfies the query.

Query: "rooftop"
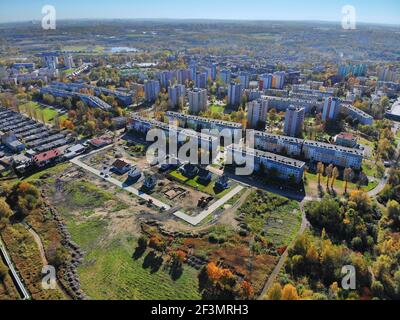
[33,148,63,163]
[227,144,306,169]
[166,111,242,128]
[253,130,304,145]
[303,139,364,156]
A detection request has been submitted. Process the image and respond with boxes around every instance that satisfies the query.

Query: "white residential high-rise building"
[220,70,231,84]
[247,99,269,129]
[168,84,186,108]
[322,97,340,122]
[377,67,399,82]
[227,83,243,107]
[144,80,161,102]
[272,71,286,89]
[188,88,208,114]
[64,53,75,69]
[177,69,190,85]
[261,74,273,89]
[43,55,58,70]
[284,106,305,137]
[195,72,208,89]
[239,72,250,89]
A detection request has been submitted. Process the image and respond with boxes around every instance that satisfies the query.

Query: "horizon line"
[0,17,399,27]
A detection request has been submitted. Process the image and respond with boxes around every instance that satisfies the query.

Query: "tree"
[138,236,148,249]
[331,166,339,189]
[387,200,400,229]
[266,283,282,300]
[86,120,96,136]
[239,281,254,300]
[43,93,55,105]
[0,260,8,281]
[281,284,299,300]
[325,164,334,189]
[0,198,12,229]
[343,168,353,194]
[349,190,372,213]
[317,162,325,186]
[9,182,41,219]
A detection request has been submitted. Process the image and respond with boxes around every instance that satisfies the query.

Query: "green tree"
[387,200,400,229]
[265,283,282,300]
[0,197,12,228]
[0,260,8,281]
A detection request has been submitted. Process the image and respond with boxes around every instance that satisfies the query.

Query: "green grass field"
[238,191,301,247]
[25,163,72,183]
[169,169,234,198]
[209,104,225,114]
[67,219,201,300]
[20,101,67,124]
[65,181,114,209]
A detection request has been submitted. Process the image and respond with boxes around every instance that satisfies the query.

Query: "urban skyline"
[0,0,400,25]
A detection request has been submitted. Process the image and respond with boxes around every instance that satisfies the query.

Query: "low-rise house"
[128,166,142,180]
[112,117,128,130]
[1,132,25,153]
[143,175,157,190]
[63,144,86,159]
[215,175,229,190]
[32,148,64,167]
[197,168,212,185]
[111,159,132,175]
[334,133,358,148]
[88,136,112,149]
[180,163,199,179]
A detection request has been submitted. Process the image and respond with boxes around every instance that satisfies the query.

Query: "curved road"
[258,202,309,299]
[23,223,70,299]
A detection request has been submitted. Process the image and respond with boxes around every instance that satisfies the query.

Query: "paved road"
[71,156,171,210]
[368,126,400,197]
[0,236,30,300]
[173,185,244,226]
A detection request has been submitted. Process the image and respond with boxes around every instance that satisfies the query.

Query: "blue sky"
[0,0,399,25]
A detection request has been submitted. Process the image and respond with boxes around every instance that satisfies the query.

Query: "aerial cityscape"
[0,0,400,306]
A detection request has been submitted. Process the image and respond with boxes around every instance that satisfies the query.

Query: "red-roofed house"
[32,148,64,167]
[334,133,358,148]
[88,136,112,149]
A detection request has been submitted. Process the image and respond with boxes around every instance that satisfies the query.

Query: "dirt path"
[258,202,309,299]
[218,188,253,229]
[22,223,71,300]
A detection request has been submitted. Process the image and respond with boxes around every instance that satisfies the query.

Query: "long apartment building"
[340,104,374,125]
[40,86,113,112]
[165,111,242,140]
[252,131,363,170]
[253,131,304,157]
[226,144,306,183]
[50,82,133,106]
[302,140,363,170]
[127,115,219,155]
[265,95,324,113]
